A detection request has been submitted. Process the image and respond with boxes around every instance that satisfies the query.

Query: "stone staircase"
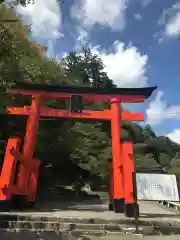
[0,212,180,239]
[0,212,153,239]
[0,198,180,239]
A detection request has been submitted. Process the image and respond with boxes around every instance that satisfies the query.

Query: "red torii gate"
[0,83,156,215]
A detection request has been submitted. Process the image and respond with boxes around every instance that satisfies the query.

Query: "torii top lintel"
[9,82,157,103]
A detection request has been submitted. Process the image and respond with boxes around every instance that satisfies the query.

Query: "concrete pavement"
[2,200,178,223]
[91,234,180,240]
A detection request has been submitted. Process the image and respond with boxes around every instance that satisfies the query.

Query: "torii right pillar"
[121,138,139,218]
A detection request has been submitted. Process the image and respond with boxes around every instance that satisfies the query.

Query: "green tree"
[0,1,62,7]
[143,124,156,139]
[170,153,180,168]
[0,4,69,186]
[159,153,171,167]
[62,48,114,88]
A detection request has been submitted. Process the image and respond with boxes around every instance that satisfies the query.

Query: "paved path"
[2,200,179,224]
[91,234,180,240]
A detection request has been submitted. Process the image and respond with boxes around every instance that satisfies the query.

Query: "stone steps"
[0,229,139,240]
[0,216,155,236]
[0,214,138,225]
[0,217,180,238]
[1,213,180,235]
[0,220,145,233]
[0,219,158,236]
[0,229,81,240]
[1,221,124,231]
[0,218,180,235]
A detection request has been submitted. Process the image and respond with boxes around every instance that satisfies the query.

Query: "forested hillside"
[1,5,180,193]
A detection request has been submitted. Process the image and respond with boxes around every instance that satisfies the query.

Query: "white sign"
[136,173,179,201]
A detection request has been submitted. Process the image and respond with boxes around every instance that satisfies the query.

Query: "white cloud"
[146,91,180,125]
[16,0,62,40]
[141,0,152,8]
[74,27,89,50]
[167,129,180,144]
[165,12,180,37]
[134,13,143,20]
[91,41,148,87]
[159,1,180,38]
[71,0,128,31]
[76,28,88,44]
[153,32,164,44]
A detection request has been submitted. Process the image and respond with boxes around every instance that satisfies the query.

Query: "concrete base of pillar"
[113,198,124,213]
[124,203,139,218]
[108,203,114,211]
[0,201,10,212]
[27,201,35,209]
[10,195,28,210]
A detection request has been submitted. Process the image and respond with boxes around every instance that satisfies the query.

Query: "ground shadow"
[30,189,105,212]
[25,197,106,212]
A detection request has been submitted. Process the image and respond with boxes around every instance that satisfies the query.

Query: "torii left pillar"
[110,99,124,213]
[17,96,42,203]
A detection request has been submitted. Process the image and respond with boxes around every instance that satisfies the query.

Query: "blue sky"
[12,0,180,143]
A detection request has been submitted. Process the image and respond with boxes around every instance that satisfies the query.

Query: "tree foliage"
[0,0,62,8]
